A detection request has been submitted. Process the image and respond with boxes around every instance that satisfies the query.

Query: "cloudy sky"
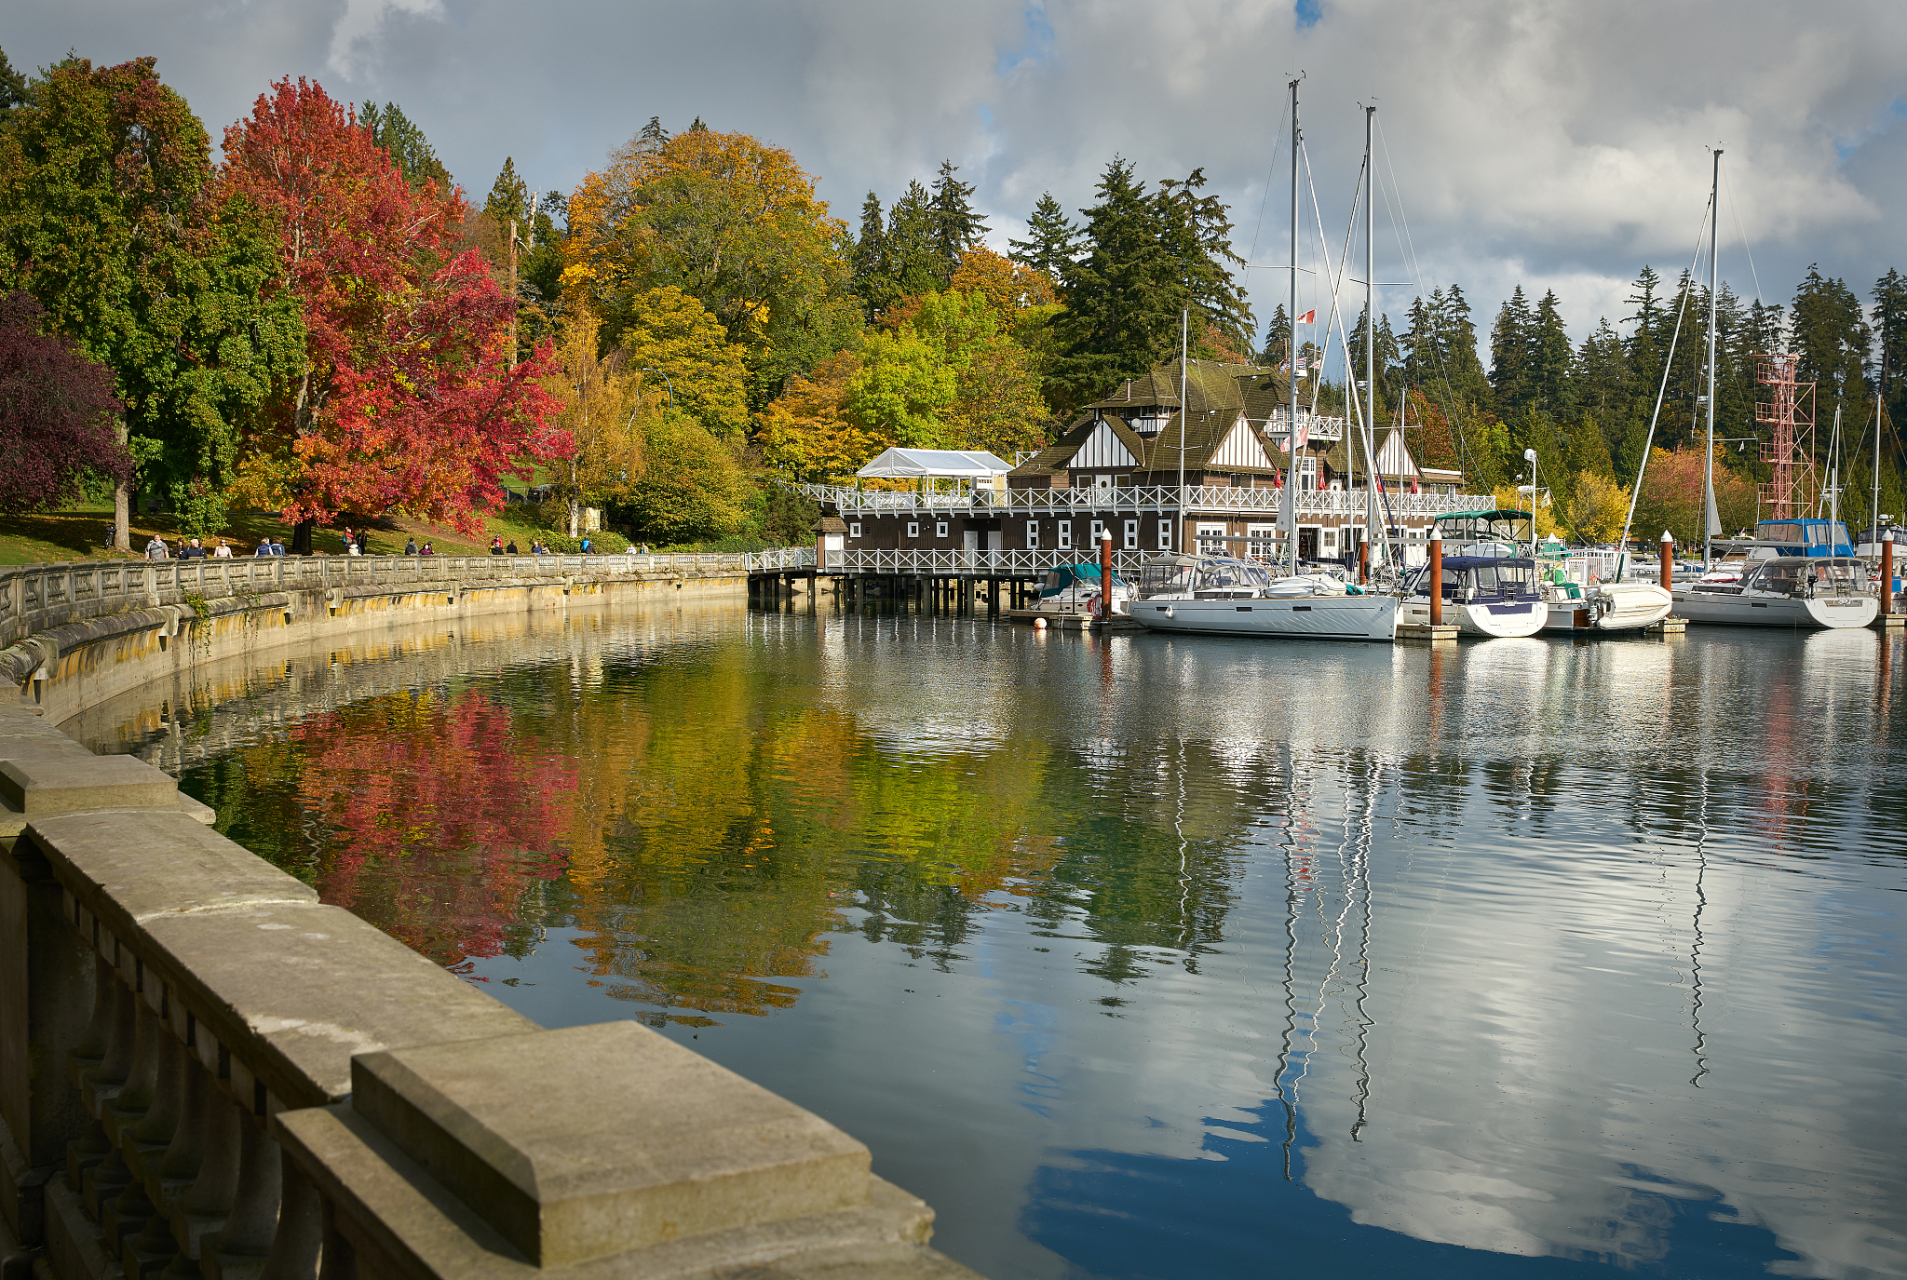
[8,0,1905,357]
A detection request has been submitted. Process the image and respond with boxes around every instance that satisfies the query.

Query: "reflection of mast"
[1274,745,1302,1181]
[1349,753,1378,1142]
[1689,767,1710,1088]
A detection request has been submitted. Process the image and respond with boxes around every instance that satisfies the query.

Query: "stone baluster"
[199,1112,280,1280]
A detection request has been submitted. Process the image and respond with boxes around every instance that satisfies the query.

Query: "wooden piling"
[1428,530,1443,628]
[1098,530,1114,622]
[1660,529,1674,589]
[1883,535,1895,617]
[1358,537,1369,585]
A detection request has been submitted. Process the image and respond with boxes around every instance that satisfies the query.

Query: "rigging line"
[1372,117,1482,486]
[1616,193,1715,572]
[1298,141,1361,420]
[1718,162,1765,306]
[1245,97,1294,289]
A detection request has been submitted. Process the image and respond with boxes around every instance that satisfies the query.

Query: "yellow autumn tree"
[617,286,751,439]
[757,351,880,481]
[545,313,645,537]
[564,126,854,398]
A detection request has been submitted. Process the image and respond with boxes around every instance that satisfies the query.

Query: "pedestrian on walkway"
[212,538,233,558]
[145,535,169,559]
[405,537,418,555]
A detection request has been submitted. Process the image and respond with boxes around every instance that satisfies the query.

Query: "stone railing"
[0,551,813,652]
[0,706,976,1280]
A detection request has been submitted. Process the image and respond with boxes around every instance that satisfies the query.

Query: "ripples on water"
[99,605,1907,1280]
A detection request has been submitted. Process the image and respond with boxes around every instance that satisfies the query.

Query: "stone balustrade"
[0,558,977,1280]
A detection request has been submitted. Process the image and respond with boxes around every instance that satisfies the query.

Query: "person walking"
[489,535,504,555]
[254,539,272,556]
[505,539,519,555]
[269,538,286,556]
[145,535,169,559]
[420,541,435,556]
[404,537,418,555]
[180,537,206,560]
[103,522,116,549]
[212,538,233,558]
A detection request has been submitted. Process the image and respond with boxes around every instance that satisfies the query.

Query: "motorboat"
[1128,555,1398,641]
[1397,555,1548,638]
[1536,553,1673,635]
[1674,555,1878,629]
[1032,563,1134,615]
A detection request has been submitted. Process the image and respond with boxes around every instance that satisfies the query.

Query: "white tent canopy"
[854,448,1012,480]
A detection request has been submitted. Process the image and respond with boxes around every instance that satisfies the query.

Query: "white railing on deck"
[796,482,1488,518]
[838,549,1157,575]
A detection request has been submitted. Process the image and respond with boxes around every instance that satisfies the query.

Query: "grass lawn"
[0,500,565,567]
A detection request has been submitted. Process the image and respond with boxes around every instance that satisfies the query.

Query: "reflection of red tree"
[289,692,579,966]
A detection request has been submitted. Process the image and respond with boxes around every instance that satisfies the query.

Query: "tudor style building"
[801,358,1486,573]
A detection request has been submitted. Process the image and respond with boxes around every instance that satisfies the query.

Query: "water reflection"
[97,609,1907,1280]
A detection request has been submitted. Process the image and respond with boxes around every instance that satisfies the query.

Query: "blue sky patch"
[1296,0,1324,30]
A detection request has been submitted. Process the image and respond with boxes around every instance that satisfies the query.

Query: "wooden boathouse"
[766,359,1493,612]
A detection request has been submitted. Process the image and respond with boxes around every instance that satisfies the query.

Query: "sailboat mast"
[1284,77,1301,573]
[1364,105,1379,570]
[1703,149,1722,568]
[1179,308,1188,499]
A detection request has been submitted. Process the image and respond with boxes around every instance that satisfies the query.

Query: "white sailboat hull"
[1397,598,1548,638]
[1131,594,1399,641]
[1672,589,1877,629]
[1541,583,1673,634]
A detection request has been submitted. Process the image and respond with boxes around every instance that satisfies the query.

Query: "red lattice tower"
[1754,353,1817,521]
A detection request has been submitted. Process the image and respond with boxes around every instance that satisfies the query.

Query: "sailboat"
[1665,152,1878,629]
[1131,82,1399,643]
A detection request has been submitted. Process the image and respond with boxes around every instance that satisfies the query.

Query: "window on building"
[1300,457,1319,491]
[1026,520,1040,549]
[1090,520,1106,542]
[1115,474,1131,488]
[1247,524,1277,560]
[849,522,861,538]
[1157,520,1173,551]
[1322,528,1338,551]
[1058,521,1072,550]
[1198,522,1227,555]
[936,521,948,538]
[907,521,919,539]
[1123,519,1139,550]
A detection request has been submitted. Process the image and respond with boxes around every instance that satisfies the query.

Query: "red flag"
[1297,309,1316,324]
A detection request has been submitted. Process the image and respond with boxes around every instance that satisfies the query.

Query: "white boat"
[1129,555,1398,641]
[1673,556,1878,628]
[1397,555,1548,638]
[1536,554,1673,634]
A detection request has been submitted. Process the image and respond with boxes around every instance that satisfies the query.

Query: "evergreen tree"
[1156,168,1252,358]
[639,116,670,147]
[1623,266,1669,415]
[485,157,531,230]
[1489,285,1532,416]
[1527,290,1573,417]
[1047,158,1178,410]
[1008,192,1079,282]
[1790,265,1872,431]
[360,101,450,191]
[928,160,986,280]
[1347,306,1401,421]
[1259,304,1290,369]
[0,47,29,116]
[1876,270,1907,434]
[883,180,944,298]
[849,191,893,319]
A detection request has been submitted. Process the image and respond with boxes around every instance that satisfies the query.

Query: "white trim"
[1209,417,1271,469]
[1074,420,1138,469]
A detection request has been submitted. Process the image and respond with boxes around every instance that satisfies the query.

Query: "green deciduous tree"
[0,55,305,541]
[623,412,750,544]
[616,285,750,439]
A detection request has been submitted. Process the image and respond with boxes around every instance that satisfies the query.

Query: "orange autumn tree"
[222,79,564,548]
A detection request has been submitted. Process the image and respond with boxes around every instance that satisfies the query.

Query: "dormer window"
[1129,410,1166,436]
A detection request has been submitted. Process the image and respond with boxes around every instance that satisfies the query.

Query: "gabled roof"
[1017,360,1295,477]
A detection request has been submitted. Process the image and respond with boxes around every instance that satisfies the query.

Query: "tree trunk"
[568,497,580,540]
[113,420,131,551]
[292,517,315,556]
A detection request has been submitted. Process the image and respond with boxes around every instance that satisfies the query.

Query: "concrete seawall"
[0,556,979,1280]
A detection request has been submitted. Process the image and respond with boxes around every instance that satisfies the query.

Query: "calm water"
[137,605,1907,1279]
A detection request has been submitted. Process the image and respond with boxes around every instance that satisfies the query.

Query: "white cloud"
[6,0,1904,345]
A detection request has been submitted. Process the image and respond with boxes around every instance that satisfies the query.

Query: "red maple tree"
[219,79,565,544]
[0,292,131,514]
